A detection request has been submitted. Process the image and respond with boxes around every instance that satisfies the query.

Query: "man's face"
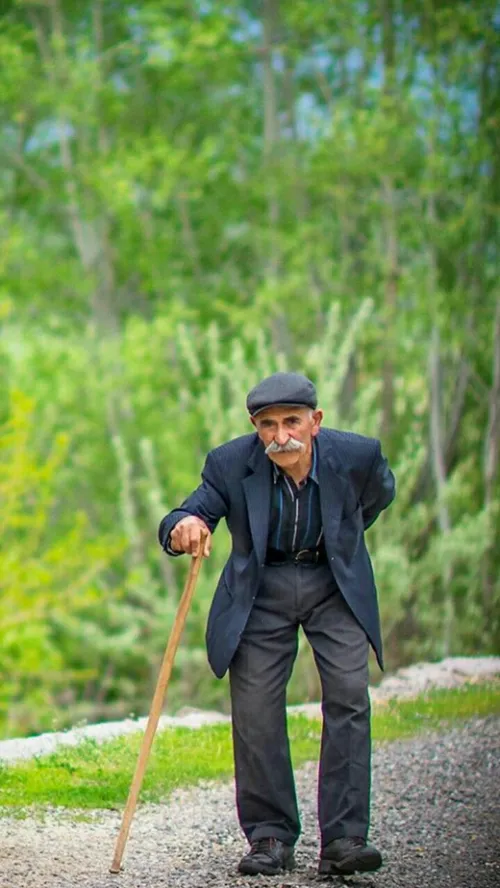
[251,405,323,470]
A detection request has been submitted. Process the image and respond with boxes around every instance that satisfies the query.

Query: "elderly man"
[159,372,395,877]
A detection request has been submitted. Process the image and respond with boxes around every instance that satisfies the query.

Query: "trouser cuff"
[321,827,368,848]
[250,827,297,847]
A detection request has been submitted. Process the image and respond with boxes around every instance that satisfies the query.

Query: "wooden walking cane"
[109,532,208,874]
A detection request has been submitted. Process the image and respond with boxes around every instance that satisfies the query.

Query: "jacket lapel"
[242,439,272,564]
[316,432,348,552]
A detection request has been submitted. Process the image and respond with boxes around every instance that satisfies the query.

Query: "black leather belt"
[265,548,327,566]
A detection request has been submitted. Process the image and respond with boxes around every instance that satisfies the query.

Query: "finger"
[203,534,211,557]
[189,526,201,556]
[170,535,182,553]
[170,528,182,552]
[180,525,194,553]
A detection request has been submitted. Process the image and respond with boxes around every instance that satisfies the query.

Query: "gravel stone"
[1,717,499,888]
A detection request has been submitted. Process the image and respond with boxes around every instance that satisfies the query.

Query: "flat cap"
[246,372,317,417]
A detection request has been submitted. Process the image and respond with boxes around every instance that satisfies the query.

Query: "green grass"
[0,682,498,815]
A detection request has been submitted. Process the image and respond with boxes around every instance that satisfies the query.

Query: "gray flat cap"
[246,372,317,417]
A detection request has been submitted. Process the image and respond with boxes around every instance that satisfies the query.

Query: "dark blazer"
[159,428,395,679]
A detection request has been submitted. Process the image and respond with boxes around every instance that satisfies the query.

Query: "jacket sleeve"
[360,441,395,530]
[158,451,229,555]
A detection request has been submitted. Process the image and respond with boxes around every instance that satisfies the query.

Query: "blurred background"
[0,0,498,740]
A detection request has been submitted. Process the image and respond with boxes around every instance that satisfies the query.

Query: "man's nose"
[274,427,289,446]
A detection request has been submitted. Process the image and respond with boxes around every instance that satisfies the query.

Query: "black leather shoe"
[318,836,382,875]
[238,837,295,875]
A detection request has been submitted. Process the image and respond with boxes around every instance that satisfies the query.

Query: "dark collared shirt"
[267,442,323,555]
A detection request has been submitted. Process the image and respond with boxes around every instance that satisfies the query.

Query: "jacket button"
[330,556,335,561]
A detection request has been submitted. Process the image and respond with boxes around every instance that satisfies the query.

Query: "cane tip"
[109,864,122,874]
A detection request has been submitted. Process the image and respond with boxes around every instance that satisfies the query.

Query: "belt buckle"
[295,549,311,563]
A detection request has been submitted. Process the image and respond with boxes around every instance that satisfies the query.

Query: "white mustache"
[265,438,305,454]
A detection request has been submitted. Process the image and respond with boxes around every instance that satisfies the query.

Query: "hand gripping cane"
[110,533,207,874]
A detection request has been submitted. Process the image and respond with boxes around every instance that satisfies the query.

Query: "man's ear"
[311,409,323,437]
[249,415,257,427]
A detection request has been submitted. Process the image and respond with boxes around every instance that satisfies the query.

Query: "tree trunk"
[426,171,454,657]
[484,297,500,508]
[379,0,398,448]
[31,1,118,334]
[380,174,398,448]
[261,0,292,357]
[475,10,499,616]
[429,327,454,657]
[410,353,470,506]
[482,296,500,612]
[262,0,279,241]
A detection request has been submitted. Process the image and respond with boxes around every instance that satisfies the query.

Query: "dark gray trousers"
[229,563,371,848]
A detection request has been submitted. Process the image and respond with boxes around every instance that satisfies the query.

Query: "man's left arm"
[360,441,396,530]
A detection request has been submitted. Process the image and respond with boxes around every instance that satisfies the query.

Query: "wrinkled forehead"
[253,405,312,423]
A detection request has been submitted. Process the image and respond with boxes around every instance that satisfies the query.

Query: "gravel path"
[1,716,499,888]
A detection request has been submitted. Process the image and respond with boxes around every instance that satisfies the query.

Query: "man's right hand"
[169,516,212,557]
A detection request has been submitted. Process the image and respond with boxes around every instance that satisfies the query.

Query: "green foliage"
[0,392,125,737]
[1,683,498,813]
[1,316,498,734]
[0,0,498,736]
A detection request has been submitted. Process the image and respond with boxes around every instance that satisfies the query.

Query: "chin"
[270,451,300,466]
